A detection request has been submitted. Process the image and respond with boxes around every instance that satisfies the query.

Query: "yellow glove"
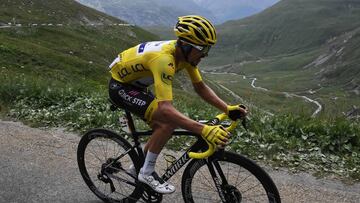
[201,125,229,146]
[226,104,247,121]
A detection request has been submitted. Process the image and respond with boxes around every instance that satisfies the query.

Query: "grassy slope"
[0,0,122,24]
[215,0,360,58]
[0,26,153,83]
[0,0,158,87]
[0,0,159,115]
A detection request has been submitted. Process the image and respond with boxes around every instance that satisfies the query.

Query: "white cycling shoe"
[138,172,176,194]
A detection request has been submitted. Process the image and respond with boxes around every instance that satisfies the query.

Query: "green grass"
[1,74,359,181]
[0,0,123,24]
[229,113,360,181]
[0,0,159,89]
[0,25,157,83]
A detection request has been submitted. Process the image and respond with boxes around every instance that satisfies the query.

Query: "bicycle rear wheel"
[77,129,142,203]
[181,151,281,203]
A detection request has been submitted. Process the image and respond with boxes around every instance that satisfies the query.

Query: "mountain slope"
[0,0,157,86]
[216,0,360,57]
[196,0,360,118]
[206,0,360,94]
[0,0,123,25]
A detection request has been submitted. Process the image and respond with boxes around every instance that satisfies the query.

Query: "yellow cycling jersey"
[109,40,203,101]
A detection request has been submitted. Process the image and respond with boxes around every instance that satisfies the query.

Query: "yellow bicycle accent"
[188,113,239,159]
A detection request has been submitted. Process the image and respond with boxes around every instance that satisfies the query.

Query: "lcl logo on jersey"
[117,68,131,79]
[131,64,146,72]
[117,63,146,79]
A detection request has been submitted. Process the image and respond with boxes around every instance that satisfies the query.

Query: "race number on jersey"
[137,41,171,55]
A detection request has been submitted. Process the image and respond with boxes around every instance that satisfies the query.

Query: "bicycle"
[77,101,281,203]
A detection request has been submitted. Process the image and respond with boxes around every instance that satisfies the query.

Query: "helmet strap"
[176,40,192,62]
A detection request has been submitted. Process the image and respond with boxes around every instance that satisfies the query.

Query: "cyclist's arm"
[193,81,227,113]
[185,65,227,113]
[149,56,204,134]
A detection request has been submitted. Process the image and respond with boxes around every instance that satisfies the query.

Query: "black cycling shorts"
[108,78,155,121]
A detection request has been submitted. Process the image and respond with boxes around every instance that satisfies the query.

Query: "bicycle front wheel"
[181,151,281,203]
[77,129,142,203]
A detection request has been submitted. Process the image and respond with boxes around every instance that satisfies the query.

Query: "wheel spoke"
[242,182,262,194]
[87,143,104,163]
[197,167,218,191]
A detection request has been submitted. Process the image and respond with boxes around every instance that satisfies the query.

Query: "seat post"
[124,110,143,154]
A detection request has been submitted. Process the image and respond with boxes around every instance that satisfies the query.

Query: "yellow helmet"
[174,15,217,46]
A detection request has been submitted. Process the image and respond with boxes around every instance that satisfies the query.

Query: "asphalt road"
[0,120,99,203]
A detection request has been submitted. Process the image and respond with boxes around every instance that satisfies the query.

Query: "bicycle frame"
[79,103,281,203]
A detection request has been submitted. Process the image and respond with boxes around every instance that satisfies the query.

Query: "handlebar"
[188,113,240,159]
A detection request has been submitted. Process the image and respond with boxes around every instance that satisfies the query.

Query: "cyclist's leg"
[109,78,176,153]
[138,117,177,194]
[109,78,176,193]
[144,120,176,154]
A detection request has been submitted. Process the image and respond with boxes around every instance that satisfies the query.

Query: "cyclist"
[108,15,247,194]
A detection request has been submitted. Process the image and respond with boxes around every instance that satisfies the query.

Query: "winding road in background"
[204,71,323,117]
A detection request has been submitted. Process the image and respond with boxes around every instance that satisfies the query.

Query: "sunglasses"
[181,40,211,57]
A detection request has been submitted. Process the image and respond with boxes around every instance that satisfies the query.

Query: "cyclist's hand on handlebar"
[201,125,229,147]
[227,104,248,121]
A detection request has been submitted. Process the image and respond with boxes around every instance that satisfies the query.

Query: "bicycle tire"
[181,151,281,203]
[77,128,143,203]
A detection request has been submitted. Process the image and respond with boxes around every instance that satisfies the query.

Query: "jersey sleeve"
[185,65,203,83]
[148,55,175,101]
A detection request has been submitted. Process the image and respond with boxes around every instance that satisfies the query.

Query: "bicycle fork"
[207,160,227,202]
[207,154,242,203]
